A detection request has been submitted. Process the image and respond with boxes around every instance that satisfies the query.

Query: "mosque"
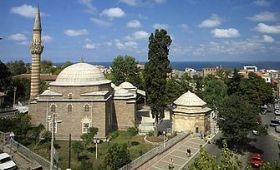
[28,7,211,140]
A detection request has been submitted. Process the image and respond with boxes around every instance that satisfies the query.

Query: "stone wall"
[113,99,136,130]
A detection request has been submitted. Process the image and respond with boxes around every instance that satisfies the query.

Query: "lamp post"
[13,87,17,107]
[93,138,100,159]
[163,131,166,148]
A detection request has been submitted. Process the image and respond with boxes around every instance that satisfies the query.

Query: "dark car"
[270,119,280,127]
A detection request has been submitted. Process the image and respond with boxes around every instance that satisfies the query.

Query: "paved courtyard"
[148,136,206,170]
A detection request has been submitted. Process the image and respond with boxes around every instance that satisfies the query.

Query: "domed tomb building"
[29,62,136,140]
[171,91,211,135]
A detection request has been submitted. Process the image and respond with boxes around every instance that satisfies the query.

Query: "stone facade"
[29,63,137,140]
[171,91,211,135]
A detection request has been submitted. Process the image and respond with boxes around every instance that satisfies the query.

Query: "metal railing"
[119,133,188,170]
[10,138,50,168]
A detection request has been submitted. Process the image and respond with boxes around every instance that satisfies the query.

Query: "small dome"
[119,82,136,89]
[114,87,131,97]
[174,91,206,107]
[50,63,110,86]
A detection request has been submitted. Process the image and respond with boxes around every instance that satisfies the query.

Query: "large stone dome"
[50,63,111,86]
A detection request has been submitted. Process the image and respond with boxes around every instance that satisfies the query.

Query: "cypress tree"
[144,29,172,126]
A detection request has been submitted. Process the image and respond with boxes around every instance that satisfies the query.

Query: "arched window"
[84,104,90,112]
[50,104,56,113]
[67,104,72,113]
[68,93,72,99]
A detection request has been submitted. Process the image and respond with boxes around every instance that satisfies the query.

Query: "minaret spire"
[30,5,44,100]
[33,5,41,30]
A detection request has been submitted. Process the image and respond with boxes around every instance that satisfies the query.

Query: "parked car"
[270,119,280,127]
[249,153,263,168]
[275,109,280,116]
[0,153,17,170]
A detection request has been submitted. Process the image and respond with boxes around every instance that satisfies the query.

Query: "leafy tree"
[6,60,27,76]
[72,141,85,159]
[260,161,280,170]
[104,143,131,170]
[0,60,12,92]
[165,77,190,104]
[189,147,218,170]
[219,141,242,170]
[189,141,242,170]
[217,94,261,144]
[127,127,138,137]
[111,55,141,87]
[80,127,98,147]
[27,124,44,144]
[203,76,227,110]
[6,78,30,103]
[79,160,93,170]
[240,72,273,107]
[41,60,54,74]
[227,68,242,96]
[144,29,172,125]
[192,75,203,98]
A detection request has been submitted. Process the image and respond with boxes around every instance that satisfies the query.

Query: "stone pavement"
[148,135,207,170]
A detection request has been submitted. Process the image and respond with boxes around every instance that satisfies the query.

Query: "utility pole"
[50,113,55,170]
[13,87,17,107]
[68,133,71,169]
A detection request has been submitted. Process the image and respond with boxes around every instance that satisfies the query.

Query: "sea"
[87,61,280,71]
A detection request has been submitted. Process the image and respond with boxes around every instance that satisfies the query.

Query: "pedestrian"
[168,158,174,170]
[186,148,191,157]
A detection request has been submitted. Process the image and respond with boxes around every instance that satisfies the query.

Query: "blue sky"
[0,0,280,63]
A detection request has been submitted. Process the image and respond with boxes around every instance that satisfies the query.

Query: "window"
[83,123,90,133]
[68,93,72,99]
[67,104,72,113]
[82,118,91,133]
[84,104,90,112]
[50,104,56,113]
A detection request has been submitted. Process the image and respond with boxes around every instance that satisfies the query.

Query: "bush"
[147,131,154,137]
[127,127,138,137]
[109,131,119,139]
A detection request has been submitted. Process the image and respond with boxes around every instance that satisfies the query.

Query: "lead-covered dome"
[50,63,111,86]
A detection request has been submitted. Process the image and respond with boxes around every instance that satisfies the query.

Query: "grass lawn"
[29,131,155,170]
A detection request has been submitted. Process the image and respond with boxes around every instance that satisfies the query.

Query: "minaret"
[30,6,44,100]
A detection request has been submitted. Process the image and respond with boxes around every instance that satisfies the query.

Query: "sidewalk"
[146,135,208,170]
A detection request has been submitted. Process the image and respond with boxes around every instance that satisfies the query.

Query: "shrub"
[147,131,154,137]
[127,127,138,137]
[109,131,119,139]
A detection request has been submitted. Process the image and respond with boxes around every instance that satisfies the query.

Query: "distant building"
[137,64,145,70]
[243,66,257,72]
[13,74,57,83]
[202,67,219,77]
[184,68,197,78]
[171,91,211,135]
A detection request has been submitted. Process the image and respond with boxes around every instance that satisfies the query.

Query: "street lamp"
[93,138,100,159]
[48,114,62,170]
[163,131,166,148]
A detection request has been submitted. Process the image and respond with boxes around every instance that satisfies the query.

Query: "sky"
[0,0,280,63]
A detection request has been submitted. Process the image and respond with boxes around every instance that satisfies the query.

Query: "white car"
[0,153,17,170]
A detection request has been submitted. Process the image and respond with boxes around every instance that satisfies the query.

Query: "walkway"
[146,135,207,170]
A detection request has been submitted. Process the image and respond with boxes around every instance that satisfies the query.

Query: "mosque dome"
[174,91,206,107]
[119,82,136,89]
[50,63,111,86]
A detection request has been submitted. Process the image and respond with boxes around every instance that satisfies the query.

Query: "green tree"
[226,68,242,96]
[189,147,218,170]
[217,95,261,144]
[0,60,12,92]
[41,60,54,74]
[165,77,190,104]
[80,127,98,147]
[6,78,30,103]
[240,72,273,107]
[72,141,85,159]
[104,143,131,170]
[219,141,242,170]
[144,29,172,126]
[79,160,93,170]
[192,75,203,98]
[203,76,227,110]
[111,55,141,87]
[6,60,27,76]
